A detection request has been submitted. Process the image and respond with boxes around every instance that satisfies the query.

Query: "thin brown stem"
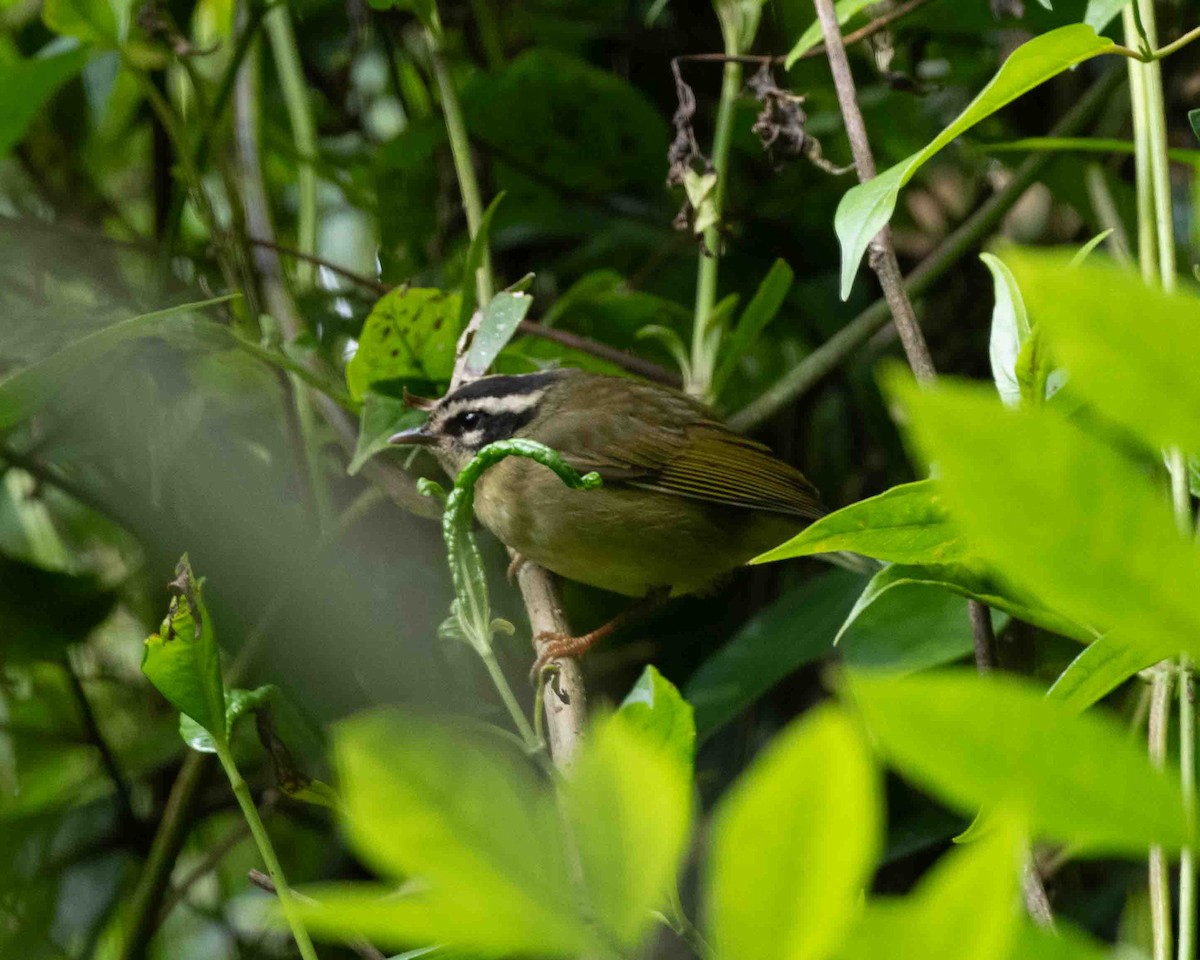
[814,0,1050,923]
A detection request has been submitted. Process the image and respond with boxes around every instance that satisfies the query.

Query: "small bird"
[390,369,824,672]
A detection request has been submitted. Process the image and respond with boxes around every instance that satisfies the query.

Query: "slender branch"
[814,0,1050,924]
[728,66,1121,433]
[1150,666,1175,960]
[63,655,138,837]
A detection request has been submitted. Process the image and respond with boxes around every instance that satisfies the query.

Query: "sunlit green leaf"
[346,288,463,401]
[835,26,1113,298]
[43,0,122,45]
[142,556,226,743]
[891,373,1200,663]
[563,713,692,949]
[1007,249,1200,457]
[753,480,963,566]
[334,710,595,955]
[840,820,1022,960]
[617,665,696,768]
[0,47,89,159]
[179,684,274,753]
[1046,633,1158,714]
[707,705,879,960]
[784,0,876,66]
[851,669,1194,852]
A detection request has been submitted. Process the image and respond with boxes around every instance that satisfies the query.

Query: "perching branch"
[813,0,1047,922]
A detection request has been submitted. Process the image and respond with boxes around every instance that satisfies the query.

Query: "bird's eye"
[459,411,481,429]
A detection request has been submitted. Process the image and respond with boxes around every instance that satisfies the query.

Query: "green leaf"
[0,552,116,662]
[0,47,89,159]
[752,480,964,566]
[0,295,238,433]
[1005,921,1115,960]
[617,665,696,768]
[179,686,274,753]
[784,0,876,67]
[1068,228,1114,266]
[707,705,880,960]
[836,580,982,673]
[460,291,534,381]
[980,253,1030,407]
[563,713,692,949]
[891,373,1200,664]
[840,820,1022,960]
[334,710,596,955]
[458,193,504,326]
[142,556,226,744]
[686,569,869,740]
[346,288,463,401]
[845,561,1094,644]
[1046,633,1158,714]
[851,668,1195,853]
[349,393,424,475]
[1190,107,1200,144]
[43,0,122,44]
[1084,0,1131,33]
[713,259,794,395]
[1007,249,1200,457]
[835,26,1114,298]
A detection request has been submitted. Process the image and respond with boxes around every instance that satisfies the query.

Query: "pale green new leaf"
[707,705,879,960]
[1007,249,1200,457]
[617,665,696,768]
[461,291,534,381]
[752,480,963,566]
[835,26,1113,298]
[840,820,1022,960]
[892,374,1200,664]
[334,710,595,956]
[563,714,692,949]
[784,0,876,67]
[981,253,1030,406]
[142,556,226,743]
[851,669,1194,852]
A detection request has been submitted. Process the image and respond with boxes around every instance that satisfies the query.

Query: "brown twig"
[813,0,1046,923]
[675,0,936,68]
[247,870,386,960]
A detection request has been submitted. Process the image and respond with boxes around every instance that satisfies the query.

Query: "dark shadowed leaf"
[349,393,425,475]
[707,705,879,960]
[714,259,794,395]
[0,553,115,661]
[0,47,89,158]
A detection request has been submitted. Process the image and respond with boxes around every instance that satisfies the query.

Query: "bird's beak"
[388,425,437,446]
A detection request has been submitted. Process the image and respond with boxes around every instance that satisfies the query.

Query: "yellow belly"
[473,460,801,597]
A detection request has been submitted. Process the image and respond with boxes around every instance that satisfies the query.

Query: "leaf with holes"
[346,288,463,400]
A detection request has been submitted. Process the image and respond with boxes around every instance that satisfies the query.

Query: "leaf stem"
[1150,666,1176,960]
[428,28,493,305]
[214,741,319,960]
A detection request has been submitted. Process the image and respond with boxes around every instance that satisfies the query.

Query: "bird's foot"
[506,553,530,584]
[530,629,600,682]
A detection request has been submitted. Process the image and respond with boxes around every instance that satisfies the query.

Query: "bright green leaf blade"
[1007,249,1200,456]
[845,561,1093,643]
[346,288,463,400]
[1046,632,1159,714]
[334,710,595,955]
[349,393,424,475]
[784,0,875,67]
[461,291,534,381]
[892,374,1200,663]
[686,569,869,740]
[707,705,879,960]
[563,714,692,949]
[617,665,696,768]
[43,0,119,45]
[980,253,1030,406]
[841,820,1022,960]
[1068,228,1114,266]
[142,556,226,742]
[752,480,963,565]
[1084,0,1131,32]
[0,47,89,159]
[1005,920,1114,960]
[714,258,793,394]
[835,25,1113,298]
[851,669,1195,853]
[0,295,238,433]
